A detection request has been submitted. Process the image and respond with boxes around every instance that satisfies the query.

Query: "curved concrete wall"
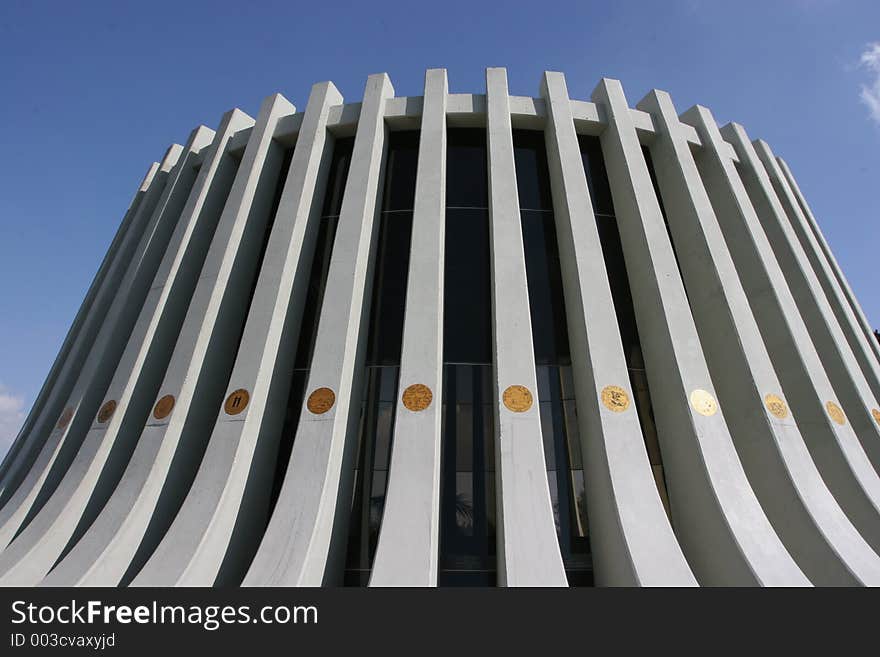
[4,68,879,587]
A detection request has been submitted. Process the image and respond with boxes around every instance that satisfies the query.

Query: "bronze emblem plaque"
[402,384,432,412]
[57,407,74,430]
[153,394,175,420]
[601,385,630,413]
[690,389,717,417]
[307,387,335,415]
[502,385,533,413]
[826,401,846,425]
[97,400,117,424]
[872,408,880,425]
[764,394,788,420]
[224,389,250,416]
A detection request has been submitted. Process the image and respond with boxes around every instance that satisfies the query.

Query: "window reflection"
[439,129,497,586]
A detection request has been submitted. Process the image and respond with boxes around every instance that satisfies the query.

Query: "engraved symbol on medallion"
[503,385,533,413]
[97,400,117,424]
[601,385,630,413]
[57,407,74,430]
[402,384,432,412]
[826,401,846,425]
[764,393,788,420]
[690,389,717,417]
[224,389,250,416]
[307,387,335,414]
[153,394,175,420]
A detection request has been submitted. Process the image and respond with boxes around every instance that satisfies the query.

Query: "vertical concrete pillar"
[641,90,880,585]
[80,94,295,589]
[743,138,880,472]
[370,69,447,587]
[776,156,880,366]
[109,84,342,588]
[755,143,880,433]
[0,112,258,586]
[0,144,185,550]
[0,160,158,483]
[40,110,255,588]
[0,155,175,504]
[243,74,394,586]
[484,67,567,587]
[592,78,807,585]
[713,122,880,553]
[539,72,694,586]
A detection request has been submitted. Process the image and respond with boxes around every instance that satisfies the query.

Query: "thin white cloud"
[0,384,25,461]
[859,42,880,126]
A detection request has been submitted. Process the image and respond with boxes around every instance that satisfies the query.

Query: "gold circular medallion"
[97,400,117,424]
[502,385,533,413]
[307,387,335,415]
[690,389,717,417]
[826,401,846,425]
[224,389,250,416]
[872,408,880,425]
[764,393,788,420]
[153,394,175,420]
[601,385,630,413]
[402,384,432,412]
[57,407,74,430]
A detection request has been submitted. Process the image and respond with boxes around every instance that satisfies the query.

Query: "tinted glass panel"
[446,129,488,208]
[578,135,614,216]
[439,363,496,586]
[513,129,553,211]
[439,129,496,586]
[520,210,570,365]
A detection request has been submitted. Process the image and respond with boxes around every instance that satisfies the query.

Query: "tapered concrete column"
[756,143,880,439]
[370,69,447,587]
[0,156,175,504]
[41,112,250,589]
[243,74,394,587]
[539,73,694,587]
[64,94,291,589]
[0,144,185,551]
[592,78,807,586]
[776,157,880,366]
[484,68,567,587]
[108,84,340,588]
[642,91,880,585]
[0,125,220,586]
[745,140,880,472]
[0,161,158,483]
[717,122,880,553]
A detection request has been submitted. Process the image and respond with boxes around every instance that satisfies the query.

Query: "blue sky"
[0,0,878,453]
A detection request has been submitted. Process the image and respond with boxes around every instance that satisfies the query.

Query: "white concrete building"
[2,68,880,587]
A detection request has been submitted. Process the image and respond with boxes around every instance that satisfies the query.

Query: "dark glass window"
[268,136,355,518]
[443,209,493,364]
[344,131,419,585]
[514,130,590,586]
[439,129,497,586]
[446,129,489,209]
[581,135,672,522]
